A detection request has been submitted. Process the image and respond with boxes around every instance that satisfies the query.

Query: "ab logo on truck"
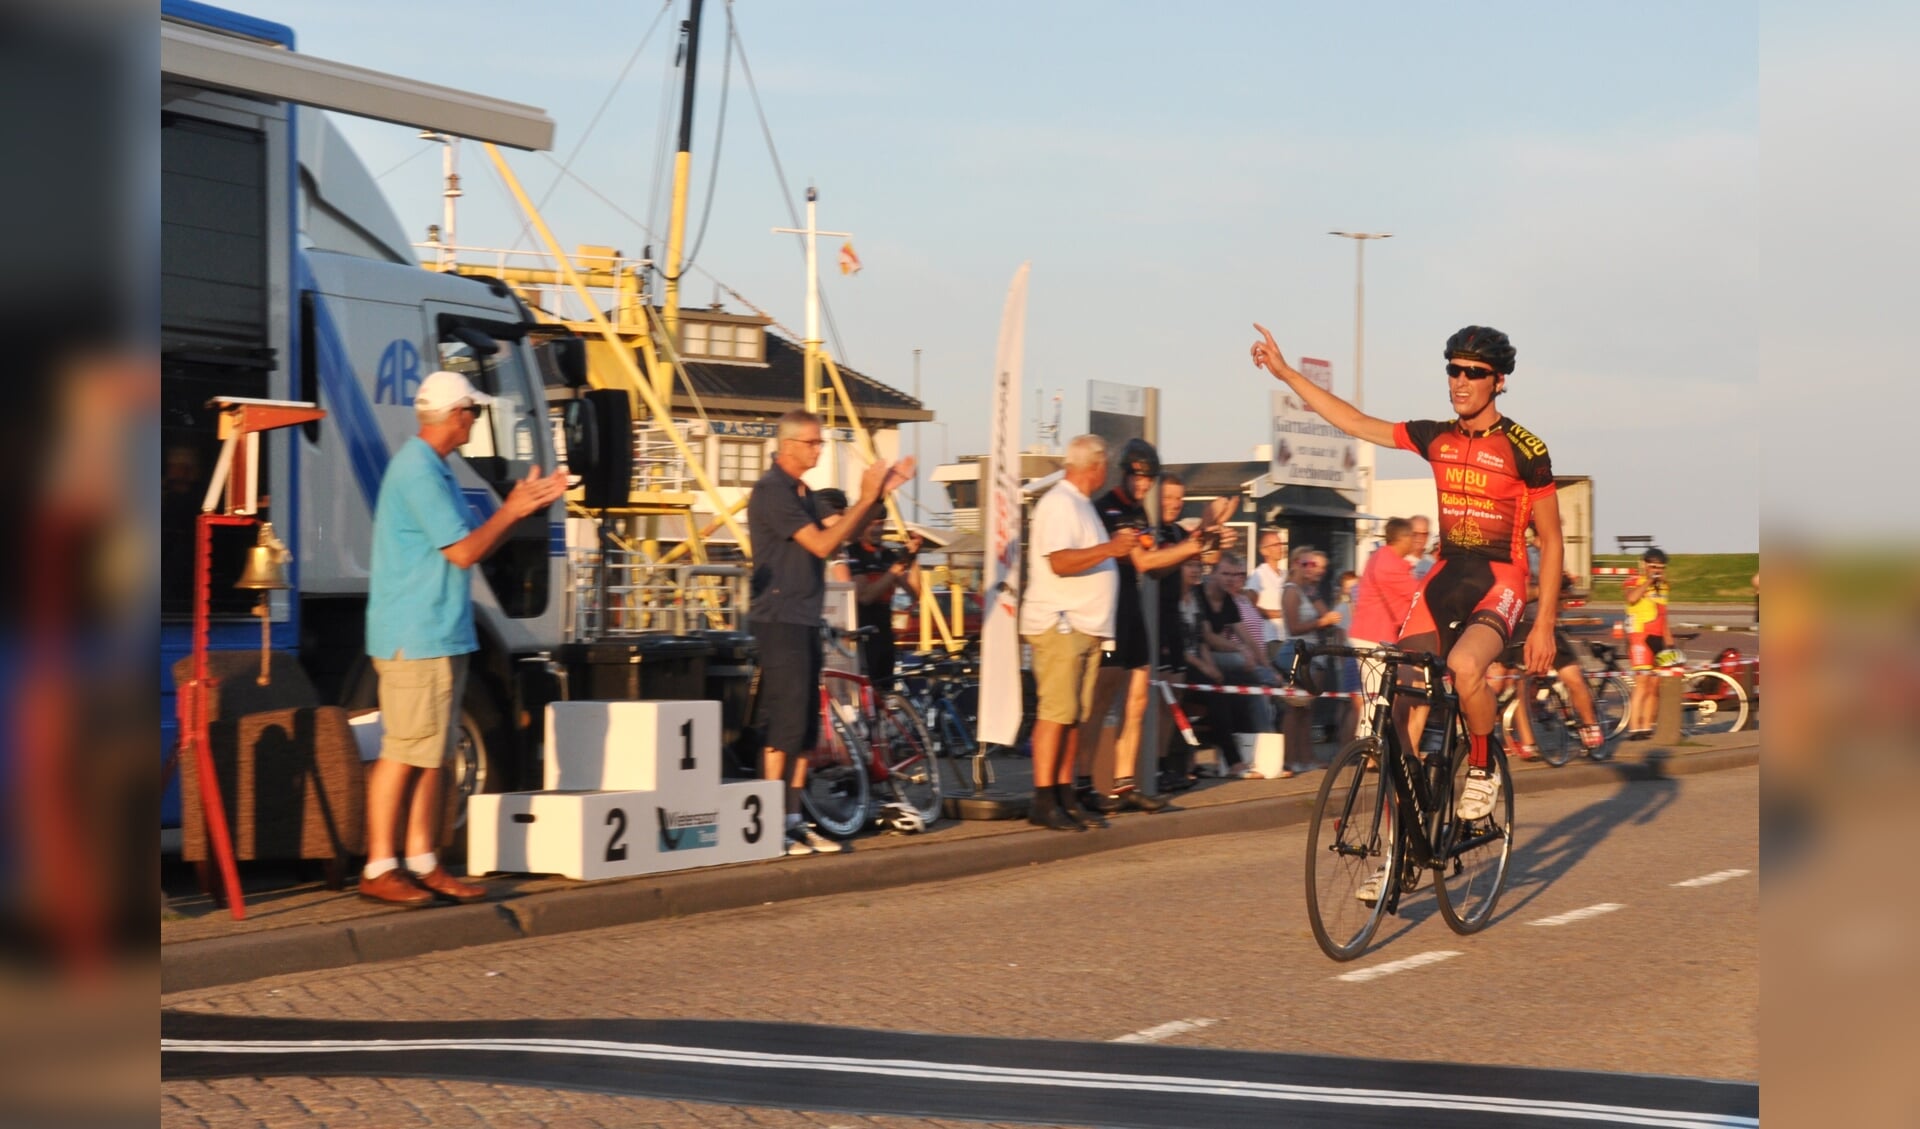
[374,338,422,405]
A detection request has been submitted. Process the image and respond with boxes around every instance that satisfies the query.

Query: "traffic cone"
[1611,620,1625,639]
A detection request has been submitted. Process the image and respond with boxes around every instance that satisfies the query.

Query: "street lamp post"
[1329,230,1391,529]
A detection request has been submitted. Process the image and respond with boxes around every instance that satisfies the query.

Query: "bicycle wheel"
[1435,741,1514,935]
[1682,670,1749,736]
[1305,738,1400,962]
[1587,674,1630,745]
[1530,686,1578,767]
[801,710,871,838]
[877,694,944,824]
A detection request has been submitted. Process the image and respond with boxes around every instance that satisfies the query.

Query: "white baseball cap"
[415,370,496,412]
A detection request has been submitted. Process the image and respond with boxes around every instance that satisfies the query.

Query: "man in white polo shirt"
[1019,435,1137,831]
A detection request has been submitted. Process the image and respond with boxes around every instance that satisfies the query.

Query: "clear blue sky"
[246,0,1759,551]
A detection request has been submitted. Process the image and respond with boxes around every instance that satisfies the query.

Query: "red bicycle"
[801,627,944,838]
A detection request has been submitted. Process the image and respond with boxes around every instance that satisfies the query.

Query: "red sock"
[1468,731,1489,770]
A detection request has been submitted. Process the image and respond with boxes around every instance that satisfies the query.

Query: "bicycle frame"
[820,669,889,784]
[1304,644,1467,915]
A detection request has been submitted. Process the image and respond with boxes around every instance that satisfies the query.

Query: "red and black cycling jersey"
[1393,416,1555,568]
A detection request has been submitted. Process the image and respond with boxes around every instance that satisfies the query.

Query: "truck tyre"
[442,675,512,855]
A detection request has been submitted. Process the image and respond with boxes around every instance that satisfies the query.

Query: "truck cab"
[160,1,564,829]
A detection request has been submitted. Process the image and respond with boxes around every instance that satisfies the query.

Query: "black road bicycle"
[1295,644,1515,962]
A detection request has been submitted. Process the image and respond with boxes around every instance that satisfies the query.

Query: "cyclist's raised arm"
[1251,323,1397,448]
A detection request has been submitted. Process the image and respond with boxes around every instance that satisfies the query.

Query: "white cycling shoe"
[1456,764,1501,822]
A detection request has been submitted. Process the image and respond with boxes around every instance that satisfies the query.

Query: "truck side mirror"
[577,388,633,511]
[537,336,588,389]
[450,326,500,355]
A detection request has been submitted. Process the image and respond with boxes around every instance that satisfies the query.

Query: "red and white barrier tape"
[1155,680,1362,702]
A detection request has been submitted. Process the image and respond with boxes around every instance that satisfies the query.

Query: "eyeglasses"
[786,437,826,448]
[1445,362,1497,380]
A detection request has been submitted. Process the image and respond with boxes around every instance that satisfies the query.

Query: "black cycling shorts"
[1399,555,1528,657]
[749,620,821,757]
[1504,621,1578,670]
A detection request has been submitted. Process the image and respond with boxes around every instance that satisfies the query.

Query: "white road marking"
[1112,1018,1218,1044]
[1672,869,1751,888]
[1335,950,1461,983]
[162,1036,1757,1127]
[1530,903,1626,927]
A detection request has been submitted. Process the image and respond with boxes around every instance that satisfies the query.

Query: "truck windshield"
[438,327,542,497]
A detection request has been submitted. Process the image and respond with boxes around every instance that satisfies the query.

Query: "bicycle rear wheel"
[1531,686,1578,767]
[877,694,944,824]
[801,711,871,838]
[1305,738,1400,962]
[1435,742,1513,934]
[1682,670,1749,736]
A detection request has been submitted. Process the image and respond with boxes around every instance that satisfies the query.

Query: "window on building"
[717,437,768,487]
[679,318,763,362]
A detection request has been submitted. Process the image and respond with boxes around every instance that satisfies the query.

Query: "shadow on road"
[1495,776,1680,922]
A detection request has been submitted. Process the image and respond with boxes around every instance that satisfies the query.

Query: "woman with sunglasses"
[1249,324,1567,824]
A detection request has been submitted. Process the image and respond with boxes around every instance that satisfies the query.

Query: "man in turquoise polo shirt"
[359,370,567,907]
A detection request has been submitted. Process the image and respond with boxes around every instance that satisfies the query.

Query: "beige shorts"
[1023,629,1105,726]
[372,653,470,768]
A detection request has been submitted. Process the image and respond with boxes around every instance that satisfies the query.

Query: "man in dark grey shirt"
[748,409,913,856]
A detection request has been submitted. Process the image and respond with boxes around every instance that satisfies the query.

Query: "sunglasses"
[1445,362,1497,380]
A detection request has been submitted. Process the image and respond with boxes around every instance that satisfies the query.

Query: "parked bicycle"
[1296,643,1515,962]
[801,627,947,838]
[1586,635,1749,738]
[1495,665,1627,767]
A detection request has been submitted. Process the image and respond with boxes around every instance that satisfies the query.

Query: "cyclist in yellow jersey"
[1623,547,1672,739]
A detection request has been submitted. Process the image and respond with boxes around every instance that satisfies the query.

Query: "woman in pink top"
[1347,518,1421,736]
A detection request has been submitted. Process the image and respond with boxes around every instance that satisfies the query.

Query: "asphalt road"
[162,768,1758,1127]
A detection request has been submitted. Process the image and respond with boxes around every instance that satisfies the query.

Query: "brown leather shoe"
[358,868,434,908]
[412,866,487,904]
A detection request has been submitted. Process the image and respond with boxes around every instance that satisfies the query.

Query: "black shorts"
[1104,602,1153,669]
[1399,556,1528,656]
[1504,621,1578,670]
[749,620,821,756]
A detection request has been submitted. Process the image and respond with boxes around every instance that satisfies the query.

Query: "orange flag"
[838,241,862,275]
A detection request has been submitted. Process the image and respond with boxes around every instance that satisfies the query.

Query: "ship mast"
[660,0,704,405]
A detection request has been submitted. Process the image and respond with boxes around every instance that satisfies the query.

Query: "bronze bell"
[234,522,292,591]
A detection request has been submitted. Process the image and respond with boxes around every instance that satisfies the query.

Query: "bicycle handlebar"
[1290,642,1446,697]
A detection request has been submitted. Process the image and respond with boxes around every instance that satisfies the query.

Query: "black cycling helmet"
[813,487,848,516]
[1116,437,1161,481]
[1444,325,1517,375]
[1642,546,1668,564]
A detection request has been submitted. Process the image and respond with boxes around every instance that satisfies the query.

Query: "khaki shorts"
[1024,630,1105,726]
[373,653,470,768]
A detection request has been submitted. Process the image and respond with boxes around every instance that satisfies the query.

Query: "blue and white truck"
[160,1,587,831]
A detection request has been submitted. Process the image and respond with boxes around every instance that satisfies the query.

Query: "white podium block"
[1238,732,1290,779]
[545,700,723,793]
[468,779,784,880]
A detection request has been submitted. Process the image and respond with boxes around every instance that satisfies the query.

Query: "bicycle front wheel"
[1436,742,1514,935]
[1305,737,1400,962]
[877,694,944,825]
[1682,670,1749,736]
[801,712,872,838]
[1587,674,1630,746]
